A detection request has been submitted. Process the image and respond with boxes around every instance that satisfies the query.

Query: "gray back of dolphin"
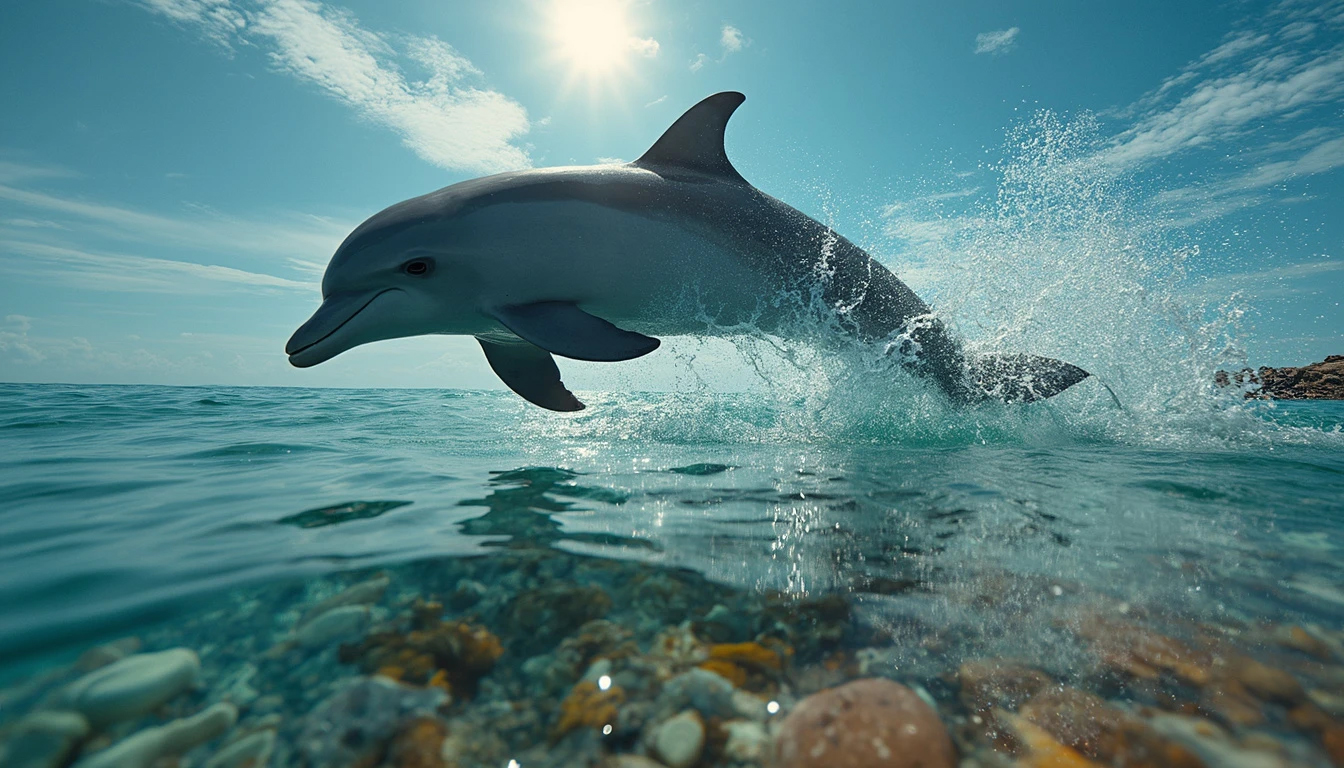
[288,92,1089,410]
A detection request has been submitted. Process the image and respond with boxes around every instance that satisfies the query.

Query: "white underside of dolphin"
[286,92,1090,411]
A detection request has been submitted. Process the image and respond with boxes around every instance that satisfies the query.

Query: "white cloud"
[1187,258,1343,301]
[629,36,660,58]
[691,23,749,71]
[1103,18,1344,170]
[0,161,78,184]
[0,240,310,293]
[0,181,351,260]
[139,0,531,173]
[645,95,668,108]
[0,314,43,361]
[721,25,746,53]
[974,27,1019,56]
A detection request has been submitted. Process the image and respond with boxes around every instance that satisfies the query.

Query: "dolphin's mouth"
[286,289,395,368]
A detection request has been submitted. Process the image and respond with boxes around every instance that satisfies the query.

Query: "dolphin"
[286,92,1089,410]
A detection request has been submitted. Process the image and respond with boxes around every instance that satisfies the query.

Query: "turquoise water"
[1,383,1342,765]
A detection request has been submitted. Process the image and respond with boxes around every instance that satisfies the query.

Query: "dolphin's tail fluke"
[968,353,1091,403]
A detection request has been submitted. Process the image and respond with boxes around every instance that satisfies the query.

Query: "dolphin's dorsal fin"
[634,91,747,183]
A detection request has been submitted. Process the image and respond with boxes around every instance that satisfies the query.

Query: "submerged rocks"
[203,728,276,768]
[653,710,705,768]
[296,676,447,768]
[0,710,90,768]
[294,604,372,649]
[73,702,237,768]
[55,648,201,728]
[772,678,955,768]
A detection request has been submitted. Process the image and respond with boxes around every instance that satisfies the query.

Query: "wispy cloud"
[974,27,1019,56]
[645,95,668,108]
[691,23,750,71]
[0,181,351,260]
[1186,258,1343,300]
[139,0,531,173]
[0,240,309,293]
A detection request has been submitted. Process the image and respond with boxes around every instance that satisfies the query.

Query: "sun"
[544,0,654,83]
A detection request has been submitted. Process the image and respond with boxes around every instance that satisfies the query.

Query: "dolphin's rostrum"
[287,92,1090,410]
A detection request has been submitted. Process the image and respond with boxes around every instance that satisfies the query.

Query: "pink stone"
[773,678,955,768]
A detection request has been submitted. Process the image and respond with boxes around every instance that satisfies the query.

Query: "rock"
[297,575,389,628]
[1231,658,1305,704]
[1251,355,1344,400]
[602,757,665,768]
[203,729,276,768]
[1076,618,1210,686]
[1272,625,1338,661]
[957,660,1052,714]
[296,676,447,768]
[293,604,371,648]
[1147,714,1290,768]
[56,648,201,728]
[654,669,740,722]
[722,719,768,763]
[74,638,142,672]
[994,710,1103,767]
[773,678,955,768]
[1016,686,1204,766]
[654,710,705,768]
[386,717,449,768]
[73,702,237,768]
[0,710,90,768]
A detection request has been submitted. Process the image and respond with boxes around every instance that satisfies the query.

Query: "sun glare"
[546,0,652,83]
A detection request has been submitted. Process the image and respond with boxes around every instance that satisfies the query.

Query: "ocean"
[1,381,1342,767]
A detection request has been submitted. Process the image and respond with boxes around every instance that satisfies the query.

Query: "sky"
[0,0,1341,389]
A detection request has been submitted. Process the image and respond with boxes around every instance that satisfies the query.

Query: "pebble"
[654,710,705,768]
[294,605,371,648]
[72,702,237,768]
[297,575,389,628]
[55,648,201,728]
[722,718,768,762]
[202,729,276,768]
[773,678,955,768]
[296,676,447,768]
[0,710,90,768]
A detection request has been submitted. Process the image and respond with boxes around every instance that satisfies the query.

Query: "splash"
[556,110,1340,452]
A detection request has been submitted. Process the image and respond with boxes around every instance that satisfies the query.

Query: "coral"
[700,641,789,693]
[552,680,624,741]
[342,619,502,698]
[503,584,613,655]
[386,717,450,768]
[697,659,747,688]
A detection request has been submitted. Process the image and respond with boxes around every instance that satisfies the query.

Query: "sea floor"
[2,389,1343,767]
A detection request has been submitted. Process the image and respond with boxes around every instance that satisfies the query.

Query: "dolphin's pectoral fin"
[970,353,1090,404]
[477,333,585,412]
[634,91,747,183]
[490,302,661,362]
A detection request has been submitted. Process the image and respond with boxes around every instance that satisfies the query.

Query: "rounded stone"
[772,678,955,768]
[0,710,90,768]
[58,648,201,728]
[654,709,705,768]
[294,605,371,648]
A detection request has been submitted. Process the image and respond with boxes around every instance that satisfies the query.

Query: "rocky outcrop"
[1218,355,1344,399]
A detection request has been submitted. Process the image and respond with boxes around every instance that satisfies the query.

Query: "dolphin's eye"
[403,259,433,277]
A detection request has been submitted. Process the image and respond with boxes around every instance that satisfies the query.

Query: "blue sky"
[0,0,1340,388]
